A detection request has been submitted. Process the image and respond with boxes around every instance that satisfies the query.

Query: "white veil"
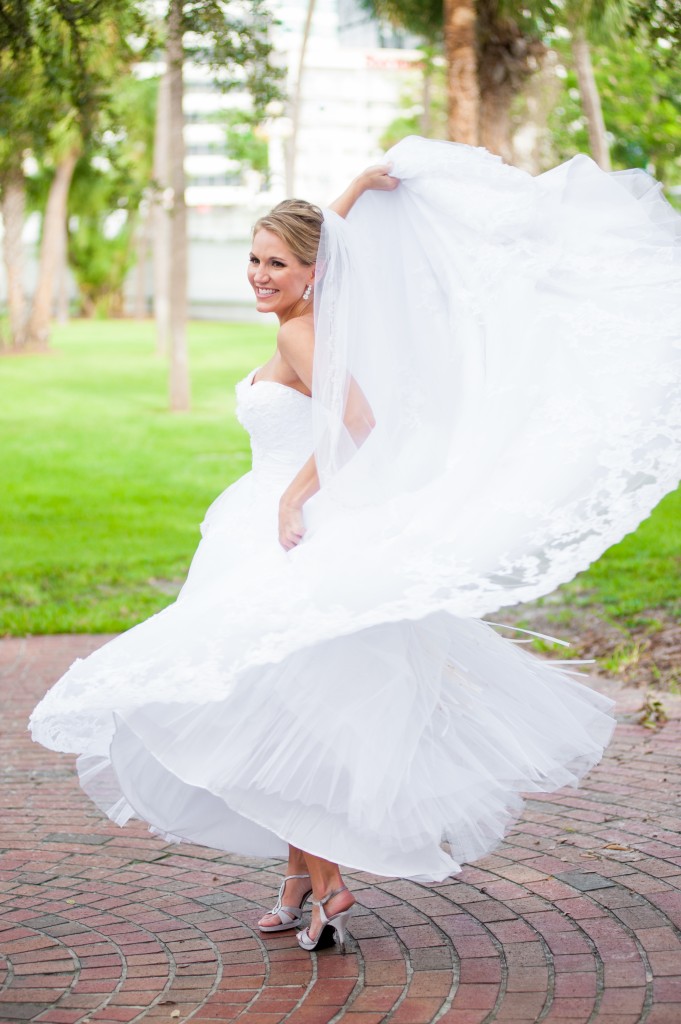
[307,137,681,617]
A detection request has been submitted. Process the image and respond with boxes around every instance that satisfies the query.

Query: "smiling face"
[248,228,315,322]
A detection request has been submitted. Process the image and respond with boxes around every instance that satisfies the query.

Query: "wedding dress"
[30,137,681,882]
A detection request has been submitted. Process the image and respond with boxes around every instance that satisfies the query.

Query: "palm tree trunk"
[443,0,479,144]
[285,0,316,195]
[24,147,79,350]
[572,28,611,171]
[479,84,513,161]
[1,163,27,350]
[420,54,432,137]
[153,67,171,353]
[55,217,69,323]
[167,0,190,412]
[134,208,150,319]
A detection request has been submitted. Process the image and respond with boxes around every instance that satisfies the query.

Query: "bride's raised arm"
[329,164,399,219]
[277,165,399,550]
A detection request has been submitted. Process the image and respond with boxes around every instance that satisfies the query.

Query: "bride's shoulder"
[277,315,315,387]
[277,315,314,357]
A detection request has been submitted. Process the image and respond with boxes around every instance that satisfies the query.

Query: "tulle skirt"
[31,469,615,882]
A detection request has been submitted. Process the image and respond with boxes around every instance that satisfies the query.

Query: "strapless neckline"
[248,367,311,400]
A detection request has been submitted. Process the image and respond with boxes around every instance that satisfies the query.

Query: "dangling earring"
[303,284,312,301]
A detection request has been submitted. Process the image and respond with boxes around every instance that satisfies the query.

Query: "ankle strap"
[313,884,349,907]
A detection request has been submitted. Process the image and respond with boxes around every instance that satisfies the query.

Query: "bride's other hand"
[279,499,306,550]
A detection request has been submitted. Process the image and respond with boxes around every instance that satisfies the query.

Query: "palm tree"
[443,0,479,143]
[477,0,545,162]
[166,0,190,413]
[286,0,317,195]
[1,159,26,348]
[152,68,171,355]
[360,0,631,166]
[153,0,282,410]
[361,0,543,151]
[571,25,611,169]
[24,143,81,349]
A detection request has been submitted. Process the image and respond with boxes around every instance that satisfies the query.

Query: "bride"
[30,136,681,956]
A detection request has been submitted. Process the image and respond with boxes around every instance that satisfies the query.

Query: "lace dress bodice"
[235,369,313,484]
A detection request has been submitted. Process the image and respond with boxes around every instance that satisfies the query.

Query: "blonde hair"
[253,199,323,266]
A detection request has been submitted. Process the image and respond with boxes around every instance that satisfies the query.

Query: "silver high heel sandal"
[297,885,353,954]
[258,873,313,933]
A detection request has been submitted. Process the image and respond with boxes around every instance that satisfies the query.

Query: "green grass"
[1,319,273,632]
[562,489,681,625]
[1,318,679,634]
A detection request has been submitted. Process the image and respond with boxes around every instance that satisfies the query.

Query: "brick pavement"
[1,635,681,1024]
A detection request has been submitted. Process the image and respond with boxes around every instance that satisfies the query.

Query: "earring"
[303,284,312,301]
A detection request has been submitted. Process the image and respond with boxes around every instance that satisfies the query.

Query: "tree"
[152,68,171,355]
[167,0,189,412]
[629,0,681,64]
[153,0,283,412]
[361,0,545,153]
[26,141,81,347]
[286,0,317,194]
[0,31,50,350]
[362,1,658,167]
[1,158,26,348]
[476,2,546,161]
[0,0,146,350]
[562,0,681,172]
[571,25,610,168]
[66,77,157,317]
[555,0,635,171]
[362,0,480,143]
[0,43,37,350]
[549,30,681,194]
[443,0,479,143]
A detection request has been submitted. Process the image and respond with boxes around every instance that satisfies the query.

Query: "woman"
[30,137,681,956]
[242,166,398,951]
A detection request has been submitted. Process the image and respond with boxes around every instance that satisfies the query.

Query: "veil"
[307,136,681,618]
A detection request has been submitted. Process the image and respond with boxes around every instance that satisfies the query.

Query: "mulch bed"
[490,603,681,691]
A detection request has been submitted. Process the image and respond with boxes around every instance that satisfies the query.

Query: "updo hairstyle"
[253,199,323,267]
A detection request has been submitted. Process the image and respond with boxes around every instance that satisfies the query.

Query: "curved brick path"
[1,637,681,1024]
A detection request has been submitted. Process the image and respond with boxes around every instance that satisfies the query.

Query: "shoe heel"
[332,908,352,955]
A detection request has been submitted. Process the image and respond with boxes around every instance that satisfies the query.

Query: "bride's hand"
[279,499,306,551]
[357,164,399,193]
[330,164,399,218]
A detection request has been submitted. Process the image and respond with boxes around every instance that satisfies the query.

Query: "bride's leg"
[301,851,355,941]
[258,844,312,929]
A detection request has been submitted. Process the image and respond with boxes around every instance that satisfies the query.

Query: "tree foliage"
[360,0,442,39]
[548,32,681,193]
[359,0,554,43]
[181,0,285,116]
[362,1,550,150]
[67,76,158,316]
[0,1,148,142]
[0,0,147,348]
[629,0,681,64]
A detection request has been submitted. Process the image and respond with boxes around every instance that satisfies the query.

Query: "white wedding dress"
[30,138,681,882]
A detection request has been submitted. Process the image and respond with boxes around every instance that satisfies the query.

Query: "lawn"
[1,318,679,639]
[1,319,273,632]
